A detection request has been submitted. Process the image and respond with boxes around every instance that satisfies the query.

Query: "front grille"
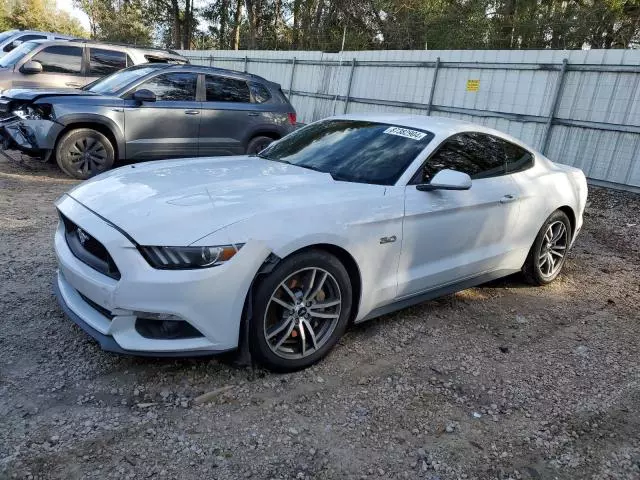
[60,213,121,280]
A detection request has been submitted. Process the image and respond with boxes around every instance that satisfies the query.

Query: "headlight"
[139,244,243,269]
[12,104,53,120]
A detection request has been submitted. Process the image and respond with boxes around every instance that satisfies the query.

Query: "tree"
[1,0,86,36]
[76,0,152,44]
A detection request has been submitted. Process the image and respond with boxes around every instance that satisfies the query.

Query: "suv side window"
[3,34,47,52]
[503,140,534,173]
[205,75,250,102]
[137,72,197,101]
[31,45,83,74]
[89,48,127,76]
[418,132,506,182]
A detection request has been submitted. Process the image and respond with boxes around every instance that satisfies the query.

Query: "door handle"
[247,112,260,116]
[500,194,518,204]
[184,110,200,115]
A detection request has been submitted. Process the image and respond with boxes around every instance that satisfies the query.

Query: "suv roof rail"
[68,38,181,55]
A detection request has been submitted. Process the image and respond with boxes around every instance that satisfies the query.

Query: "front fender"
[54,112,126,160]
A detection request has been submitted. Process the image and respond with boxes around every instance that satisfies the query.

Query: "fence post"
[426,57,440,116]
[243,55,248,73]
[209,55,213,67]
[542,58,568,155]
[343,58,357,114]
[288,57,297,99]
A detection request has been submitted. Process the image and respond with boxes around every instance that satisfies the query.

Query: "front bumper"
[0,116,62,159]
[54,194,270,356]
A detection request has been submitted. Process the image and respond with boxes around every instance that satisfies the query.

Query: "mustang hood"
[65,156,382,246]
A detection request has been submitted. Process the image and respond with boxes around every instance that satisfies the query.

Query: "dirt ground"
[0,154,639,480]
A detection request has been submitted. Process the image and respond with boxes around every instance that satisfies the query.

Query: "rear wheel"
[56,128,115,180]
[522,210,572,285]
[249,250,353,372]
[246,135,275,155]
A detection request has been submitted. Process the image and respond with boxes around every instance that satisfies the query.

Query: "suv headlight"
[12,104,54,120]
[139,244,243,269]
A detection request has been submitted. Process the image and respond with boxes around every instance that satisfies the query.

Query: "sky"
[56,0,91,31]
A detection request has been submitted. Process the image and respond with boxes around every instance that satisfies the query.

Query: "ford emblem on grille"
[77,228,90,245]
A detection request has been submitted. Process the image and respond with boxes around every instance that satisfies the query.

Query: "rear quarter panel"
[511,154,587,258]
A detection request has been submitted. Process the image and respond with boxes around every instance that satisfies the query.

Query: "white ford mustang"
[54,114,588,371]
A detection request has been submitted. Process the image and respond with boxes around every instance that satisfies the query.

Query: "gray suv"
[0,63,297,178]
[0,39,187,91]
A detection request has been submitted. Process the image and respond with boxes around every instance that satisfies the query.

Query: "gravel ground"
[1,154,639,480]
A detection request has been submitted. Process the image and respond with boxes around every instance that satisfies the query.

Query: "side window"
[249,82,271,103]
[503,140,534,173]
[31,46,83,74]
[3,34,46,52]
[89,48,127,76]
[419,132,506,182]
[137,72,197,101]
[205,75,250,102]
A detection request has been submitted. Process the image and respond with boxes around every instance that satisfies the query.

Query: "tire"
[56,128,115,180]
[249,249,353,372]
[246,135,275,155]
[522,210,572,286]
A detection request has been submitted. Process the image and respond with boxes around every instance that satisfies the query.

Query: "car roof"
[160,64,274,85]
[25,39,187,62]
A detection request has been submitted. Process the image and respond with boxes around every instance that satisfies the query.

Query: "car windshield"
[87,64,169,95]
[0,41,39,68]
[258,119,434,185]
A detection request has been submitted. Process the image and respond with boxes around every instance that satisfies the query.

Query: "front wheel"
[249,250,353,372]
[56,128,115,180]
[522,210,572,285]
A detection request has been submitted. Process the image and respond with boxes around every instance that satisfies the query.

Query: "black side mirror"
[20,60,43,75]
[133,89,156,103]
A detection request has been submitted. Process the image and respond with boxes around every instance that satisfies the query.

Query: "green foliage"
[0,0,86,36]
[69,0,640,50]
[75,0,152,45]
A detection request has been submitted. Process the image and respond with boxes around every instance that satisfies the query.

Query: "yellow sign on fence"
[466,79,480,92]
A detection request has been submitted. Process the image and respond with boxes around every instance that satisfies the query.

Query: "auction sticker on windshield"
[383,126,427,140]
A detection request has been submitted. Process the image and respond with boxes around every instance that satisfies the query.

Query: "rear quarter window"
[249,82,271,103]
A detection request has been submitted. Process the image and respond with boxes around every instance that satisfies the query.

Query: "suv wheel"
[56,128,115,180]
[246,136,274,155]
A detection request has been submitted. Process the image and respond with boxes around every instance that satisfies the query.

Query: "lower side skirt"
[359,268,520,322]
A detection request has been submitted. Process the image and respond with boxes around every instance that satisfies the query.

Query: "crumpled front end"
[0,98,63,160]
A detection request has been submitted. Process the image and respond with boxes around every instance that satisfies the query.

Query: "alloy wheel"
[67,137,108,175]
[538,220,568,277]
[263,267,342,359]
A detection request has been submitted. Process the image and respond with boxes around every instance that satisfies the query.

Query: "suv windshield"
[87,64,169,95]
[258,120,434,185]
[0,41,39,68]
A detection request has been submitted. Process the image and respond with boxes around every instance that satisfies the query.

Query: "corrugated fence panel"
[180,49,640,190]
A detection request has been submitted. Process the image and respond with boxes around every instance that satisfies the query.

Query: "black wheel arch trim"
[55,114,125,160]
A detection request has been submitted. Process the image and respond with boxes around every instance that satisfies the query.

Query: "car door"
[123,71,200,160]
[397,132,522,298]
[13,44,85,89]
[86,47,127,85]
[198,74,255,156]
